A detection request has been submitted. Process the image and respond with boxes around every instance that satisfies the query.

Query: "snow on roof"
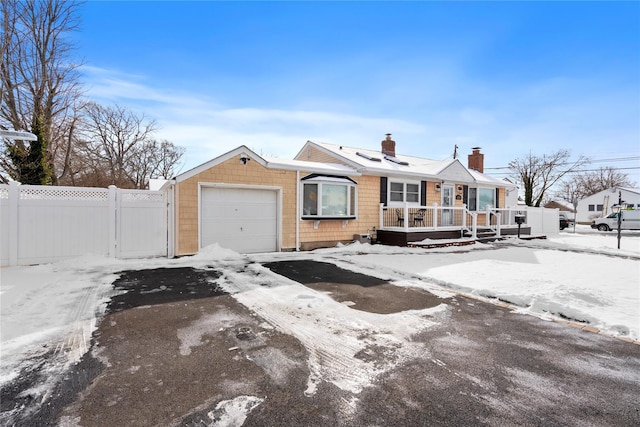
[468,168,517,188]
[308,141,513,186]
[618,187,640,195]
[308,141,453,178]
[262,156,360,175]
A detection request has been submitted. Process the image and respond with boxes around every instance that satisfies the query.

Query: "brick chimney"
[468,147,484,173]
[381,133,396,157]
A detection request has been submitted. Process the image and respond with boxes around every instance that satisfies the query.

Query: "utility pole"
[617,190,622,249]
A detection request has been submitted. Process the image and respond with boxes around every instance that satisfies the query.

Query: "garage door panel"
[201,187,278,253]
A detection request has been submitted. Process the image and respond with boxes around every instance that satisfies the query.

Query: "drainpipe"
[296,170,300,251]
[167,180,175,258]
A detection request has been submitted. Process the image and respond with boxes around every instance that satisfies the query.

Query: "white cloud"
[80,66,639,185]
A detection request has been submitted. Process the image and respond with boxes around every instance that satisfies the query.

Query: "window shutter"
[495,188,500,208]
[463,185,469,206]
[380,177,388,206]
[421,181,427,206]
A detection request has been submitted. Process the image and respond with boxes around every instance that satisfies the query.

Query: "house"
[163,134,522,256]
[575,187,640,224]
[544,200,575,221]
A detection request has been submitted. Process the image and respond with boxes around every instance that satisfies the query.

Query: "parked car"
[559,213,570,230]
[591,210,640,231]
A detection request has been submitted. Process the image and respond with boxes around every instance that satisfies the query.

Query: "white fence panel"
[525,206,559,236]
[12,185,110,265]
[117,190,167,259]
[0,183,168,266]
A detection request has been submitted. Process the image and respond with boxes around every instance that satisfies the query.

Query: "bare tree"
[557,166,635,205]
[0,0,83,184]
[508,150,589,207]
[127,139,185,187]
[73,102,183,188]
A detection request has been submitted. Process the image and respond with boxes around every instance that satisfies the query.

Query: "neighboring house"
[575,187,640,224]
[502,177,519,208]
[163,134,520,256]
[544,200,575,221]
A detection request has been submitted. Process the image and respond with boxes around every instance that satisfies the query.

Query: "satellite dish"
[0,130,38,141]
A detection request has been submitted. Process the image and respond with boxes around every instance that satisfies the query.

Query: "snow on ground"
[313,226,639,342]
[1,226,639,418]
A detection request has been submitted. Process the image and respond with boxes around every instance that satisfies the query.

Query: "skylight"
[356,152,382,162]
[384,155,409,166]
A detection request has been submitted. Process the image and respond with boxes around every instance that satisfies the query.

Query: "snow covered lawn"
[328,230,640,342]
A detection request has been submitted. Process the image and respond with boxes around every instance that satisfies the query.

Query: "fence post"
[108,185,117,258]
[471,213,478,239]
[8,181,19,266]
[462,204,467,228]
[496,213,501,237]
[379,203,384,230]
[403,203,409,231]
[485,205,491,227]
[433,203,439,229]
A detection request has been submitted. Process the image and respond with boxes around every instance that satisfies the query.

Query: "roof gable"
[175,146,266,183]
[436,160,475,183]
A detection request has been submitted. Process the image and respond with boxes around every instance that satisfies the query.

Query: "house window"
[301,175,357,218]
[390,182,404,202]
[468,188,477,211]
[467,187,494,211]
[597,204,603,211]
[588,204,595,212]
[389,181,421,204]
[478,188,495,210]
[406,183,419,203]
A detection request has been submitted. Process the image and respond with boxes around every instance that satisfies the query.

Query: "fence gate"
[0,182,168,267]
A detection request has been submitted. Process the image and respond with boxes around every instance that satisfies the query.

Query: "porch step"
[462,228,495,238]
[462,228,507,243]
[407,239,477,249]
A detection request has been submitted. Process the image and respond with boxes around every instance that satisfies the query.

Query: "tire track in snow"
[215,261,445,398]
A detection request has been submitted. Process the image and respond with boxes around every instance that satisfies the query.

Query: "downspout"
[167,180,176,258]
[296,170,300,251]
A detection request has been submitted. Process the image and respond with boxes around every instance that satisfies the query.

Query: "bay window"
[301,175,357,218]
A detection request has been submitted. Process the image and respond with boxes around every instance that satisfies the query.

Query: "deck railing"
[487,207,528,228]
[379,203,473,232]
[379,204,528,239]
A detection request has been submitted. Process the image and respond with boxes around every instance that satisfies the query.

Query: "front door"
[442,185,454,226]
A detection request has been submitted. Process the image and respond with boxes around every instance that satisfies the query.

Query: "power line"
[485,155,640,171]
[487,165,640,176]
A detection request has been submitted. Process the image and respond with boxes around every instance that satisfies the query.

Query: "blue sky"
[75,1,640,184]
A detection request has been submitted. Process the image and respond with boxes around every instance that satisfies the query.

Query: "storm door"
[442,185,454,226]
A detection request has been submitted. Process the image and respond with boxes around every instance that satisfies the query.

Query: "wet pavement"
[3,260,640,426]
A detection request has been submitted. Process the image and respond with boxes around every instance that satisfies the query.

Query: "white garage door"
[201,187,278,253]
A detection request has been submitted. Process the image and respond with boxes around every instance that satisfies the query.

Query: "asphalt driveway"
[3,259,640,426]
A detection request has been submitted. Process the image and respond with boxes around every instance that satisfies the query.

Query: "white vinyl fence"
[523,206,560,236]
[0,182,167,266]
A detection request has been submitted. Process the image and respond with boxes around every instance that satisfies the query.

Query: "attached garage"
[200,185,280,253]
[165,145,360,257]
